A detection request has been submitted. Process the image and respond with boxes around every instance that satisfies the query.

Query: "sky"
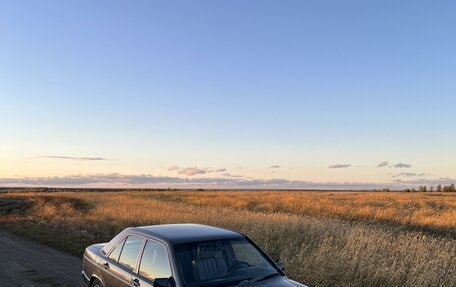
[1,0,455,189]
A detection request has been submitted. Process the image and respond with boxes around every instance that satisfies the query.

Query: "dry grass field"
[1,190,455,287]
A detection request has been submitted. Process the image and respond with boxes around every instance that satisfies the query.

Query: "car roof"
[136,223,244,244]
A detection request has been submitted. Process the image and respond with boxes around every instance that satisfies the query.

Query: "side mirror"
[153,277,175,287]
[276,261,285,271]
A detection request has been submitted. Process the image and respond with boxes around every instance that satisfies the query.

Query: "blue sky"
[1,0,455,189]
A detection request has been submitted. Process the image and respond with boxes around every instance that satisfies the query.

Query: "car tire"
[91,278,103,287]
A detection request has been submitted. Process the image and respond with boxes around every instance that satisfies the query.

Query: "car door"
[132,239,174,287]
[102,235,145,287]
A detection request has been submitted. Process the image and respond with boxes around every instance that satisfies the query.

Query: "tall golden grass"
[147,191,456,236]
[1,190,456,287]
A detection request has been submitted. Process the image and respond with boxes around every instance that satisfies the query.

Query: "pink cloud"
[177,167,206,176]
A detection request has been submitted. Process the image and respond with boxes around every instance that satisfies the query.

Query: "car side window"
[108,238,126,262]
[139,240,172,280]
[118,236,145,271]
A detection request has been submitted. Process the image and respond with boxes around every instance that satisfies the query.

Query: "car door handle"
[132,278,140,287]
[102,262,110,269]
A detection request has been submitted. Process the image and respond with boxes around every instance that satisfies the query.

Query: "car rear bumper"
[82,270,90,285]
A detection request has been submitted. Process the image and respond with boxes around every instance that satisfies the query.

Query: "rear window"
[174,237,277,286]
[118,236,145,271]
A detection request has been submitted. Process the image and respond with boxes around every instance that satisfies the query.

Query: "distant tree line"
[404,184,456,193]
[372,184,456,193]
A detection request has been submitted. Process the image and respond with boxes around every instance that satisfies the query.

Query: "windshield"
[174,237,280,287]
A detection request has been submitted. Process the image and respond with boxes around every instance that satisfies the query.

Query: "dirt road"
[0,230,85,287]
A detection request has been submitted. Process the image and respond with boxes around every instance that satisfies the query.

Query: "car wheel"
[91,278,103,287]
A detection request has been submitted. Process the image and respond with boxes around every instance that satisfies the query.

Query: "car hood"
[231,276,308,287]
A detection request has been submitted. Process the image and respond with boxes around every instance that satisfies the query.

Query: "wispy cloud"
[270,165,280,169]
[41,155,106,161]
[167,165,180,171]
[329,164,351,169]
[394,163,412,168]
[222,173,245,178]
[214,168,226,172]
[377,161,389,168]
[391,173,426,178]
